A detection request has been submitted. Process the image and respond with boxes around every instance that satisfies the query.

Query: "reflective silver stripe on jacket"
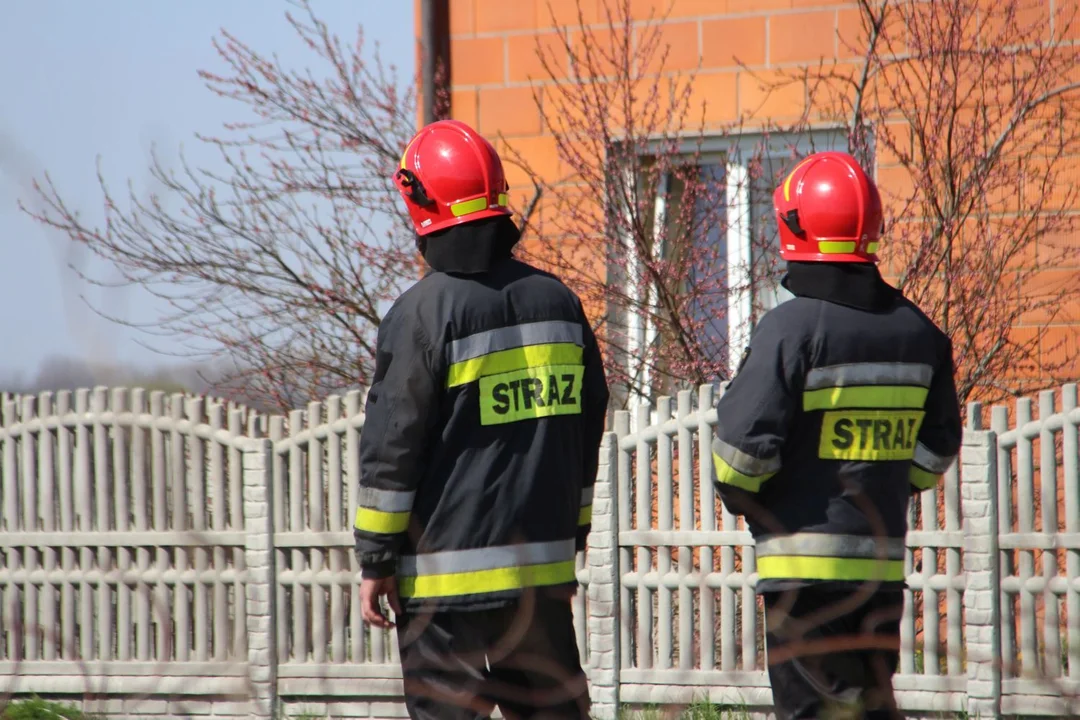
[805,362,934,390]
[447,321,584,364]
[712,436,781,476]
[913,441,955,473]
[398,539,576,577]
[581,486,594,506]
[358,487,415,512]
[755,532,906,561]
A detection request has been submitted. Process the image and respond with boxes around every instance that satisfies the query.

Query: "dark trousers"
[762,585,905,720]
[396,594,590,720]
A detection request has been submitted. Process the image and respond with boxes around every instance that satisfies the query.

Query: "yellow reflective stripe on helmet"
[713,452,775,493]
[448,342,583,388]
[803,385,929,411]
[498,192,508,206]
[398,560,577,599]
[819,241,858,254]
[783,157,815,202]
[910,465,941,491]
[866,242,880,254]
[354,506,410,534]
[756,555,905,582]
[450,197,489,217]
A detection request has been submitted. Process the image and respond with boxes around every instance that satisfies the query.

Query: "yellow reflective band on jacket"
[479,364,583,426]
[354,487,415,535]
[713,452,774,492]
[819,410,925,461]
[756,555,906,582]
[803,385,929,411]
[447,343,584,388]
[711,436,780,493]
[578,486,593,526]
[399,561,577,599]
[396,539,577,600]
[909,465,941,490]
[354,506,410,534]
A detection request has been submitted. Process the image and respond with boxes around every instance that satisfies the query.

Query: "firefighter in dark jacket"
[353,119,610,720]
[712,151,962,719]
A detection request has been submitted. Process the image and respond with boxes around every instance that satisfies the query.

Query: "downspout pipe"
[420,0,450,126]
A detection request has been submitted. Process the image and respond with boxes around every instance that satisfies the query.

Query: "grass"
[0,698,104,720]
[616,700,755,720]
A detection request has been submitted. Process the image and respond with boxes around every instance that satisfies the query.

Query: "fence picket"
[113,389,132,662]
[209,402,228,661]
[1016,398,1037,677]
[634,403,653,670]
[326,395,345,664]
[56,391,75,661]
[38,392,57,662]
[21,396,38,661]
[1039,391,1062,679]
[676,391,693,670]
[228,407,247,659]
[150,391,169,661]
[345,391,363,663]
[308,401,327,665]
[992,404,1015,675]
[696,384,716,672]
[655,397,673,669]
[131,388,151,662]
[270,415,289,664]
[288,409,308,663]
[75,389,94,661]
[1062,384,1080,680]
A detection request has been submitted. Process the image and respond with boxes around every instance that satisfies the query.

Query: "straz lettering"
[479,365,584,426]
[819,410,925,461]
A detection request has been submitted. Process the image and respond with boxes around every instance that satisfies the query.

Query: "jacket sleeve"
[909,339,962,493]
[577,314,610,552]
[354,302,441,579]
[711,312,805,517]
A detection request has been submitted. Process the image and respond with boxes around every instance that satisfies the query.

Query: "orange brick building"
[415,0,1080,405]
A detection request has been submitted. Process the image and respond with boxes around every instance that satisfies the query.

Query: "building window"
[621,129,855,411]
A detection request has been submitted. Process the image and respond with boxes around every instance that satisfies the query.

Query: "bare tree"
[24,1,422,410]
[775,0,1080,405]
[512,0,800,407]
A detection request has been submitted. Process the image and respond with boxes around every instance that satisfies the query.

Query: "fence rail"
[1,384,1079,718]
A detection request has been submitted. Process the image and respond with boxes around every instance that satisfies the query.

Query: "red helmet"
[393,119,512,236]
[772,151,883,263]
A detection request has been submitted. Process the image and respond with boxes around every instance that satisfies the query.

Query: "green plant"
[0,697,101,720]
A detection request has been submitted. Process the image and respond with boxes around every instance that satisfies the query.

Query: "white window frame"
[619,127,855,415]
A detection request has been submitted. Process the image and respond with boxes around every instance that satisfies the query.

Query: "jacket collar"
[418,216,521,275]
[781,261,901,312]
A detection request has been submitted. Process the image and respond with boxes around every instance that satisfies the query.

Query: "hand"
[360,576,402,629]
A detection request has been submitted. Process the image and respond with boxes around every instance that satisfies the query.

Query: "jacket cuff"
[360,557,397,580]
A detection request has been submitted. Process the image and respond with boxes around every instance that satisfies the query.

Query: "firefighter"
[353,119,609,720]
[711,151,962,719]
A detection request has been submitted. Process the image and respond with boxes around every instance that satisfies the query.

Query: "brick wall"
[440,0,1080,390]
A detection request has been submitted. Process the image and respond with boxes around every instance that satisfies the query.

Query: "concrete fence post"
[244,439,277,720]
[586,432,621,719]
[960,430,1002,718]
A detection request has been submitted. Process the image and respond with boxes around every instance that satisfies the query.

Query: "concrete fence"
[0,384,1078,719]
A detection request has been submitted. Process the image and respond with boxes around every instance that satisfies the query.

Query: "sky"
[0,1,414,385]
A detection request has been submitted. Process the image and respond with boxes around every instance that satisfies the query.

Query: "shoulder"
[751,298,819,345]
[895,295,952,351]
